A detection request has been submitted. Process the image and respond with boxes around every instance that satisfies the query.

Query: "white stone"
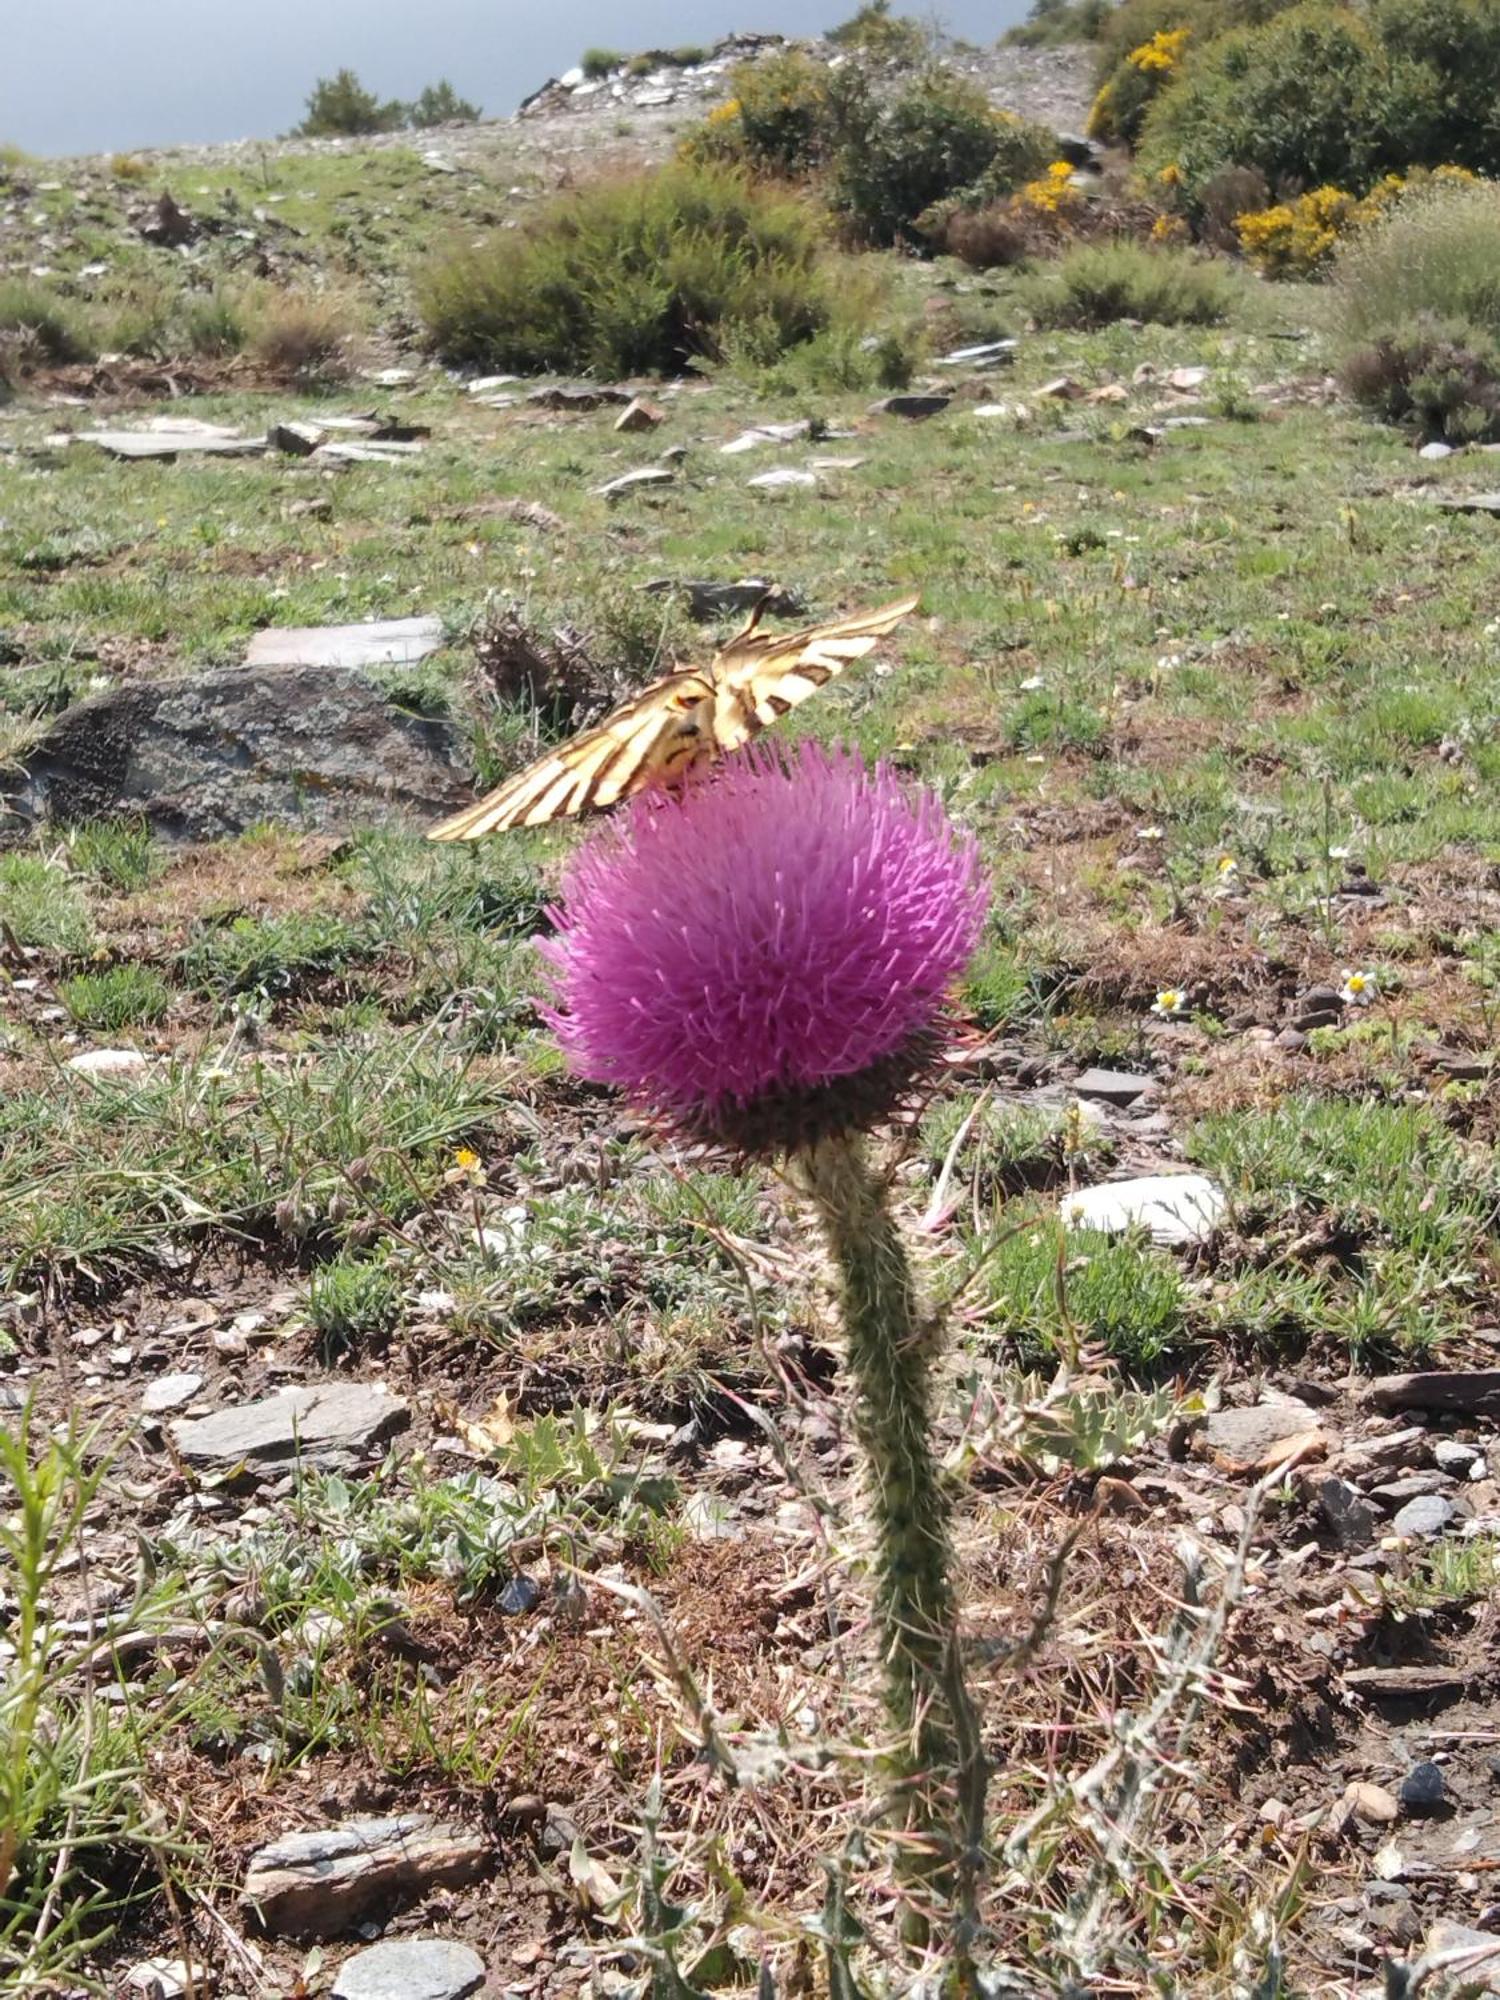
[67,1048,149,1076]
[747,468,818,490]
[1061,1173,1227,1246]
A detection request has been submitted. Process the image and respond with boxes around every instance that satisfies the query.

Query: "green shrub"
[59,966,172,1032]
[247,289,357,384]
[833,70,1045,245]
[0,281,94,376]
[1139,4,1441,208]
[1373,0,1500,170]
[1005,0,1114,46]
[293,68,405,137]
[1341,315,1500,440]
[581,48,624,78]
[1335,177,1500,341]
[1024,239,1236,327]
[827,0,933,62]
[416,161,844,375]
[410,80,480,126]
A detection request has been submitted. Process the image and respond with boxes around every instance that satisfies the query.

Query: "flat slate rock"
[77,423,265,459]
[747,467,818,490]
[593,466,675,498]
[10,662,470,838]
[1072,1066,1153,1107]
[1369,1369,1500,1416]
[244,617,443,670]
[171,1383,409,1466]
[332,1938,486,2000]
[1061,1173,1226,1246]
[243,1814,486,1937]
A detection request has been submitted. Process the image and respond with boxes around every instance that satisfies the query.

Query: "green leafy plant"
[416,161,847,375]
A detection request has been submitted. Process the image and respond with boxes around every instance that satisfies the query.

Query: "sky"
[4,1,1032,158]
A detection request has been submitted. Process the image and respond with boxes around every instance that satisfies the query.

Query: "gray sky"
[4,1,1031,158]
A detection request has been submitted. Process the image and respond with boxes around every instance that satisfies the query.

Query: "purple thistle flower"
[538,742,988,1151]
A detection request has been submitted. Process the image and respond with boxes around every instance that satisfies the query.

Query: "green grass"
[57,965,171,1032]
[0,855,94,956]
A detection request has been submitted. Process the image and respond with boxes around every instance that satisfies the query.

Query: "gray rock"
[10,664,470,839]
[243,1814,487,1937]
[141,1373,203,1416]
[1435,1438,1485,1476]
[1392,1493,1456,1538]
[332,1938,486,2000]
[1318,1476,1380,1550]
[172,1384,409,1468]
[1072,1066,1153,1107]
[1400,1760,1447,1815]
[644,578,806,621]
[1203,1395,1327,1465]
[1061,1173,1226,1247]
[1422,1923,1500,1993]
[870,394,951,420]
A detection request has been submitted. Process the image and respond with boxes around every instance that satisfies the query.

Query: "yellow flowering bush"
[1237,166,1483,278]
[1089,22,1189,146]
[1128,26,1189,72]
[1018,159,1085,219]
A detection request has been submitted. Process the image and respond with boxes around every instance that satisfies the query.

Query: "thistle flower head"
[539,743,988,1152]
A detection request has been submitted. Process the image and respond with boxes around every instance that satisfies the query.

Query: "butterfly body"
[427,592,920,841]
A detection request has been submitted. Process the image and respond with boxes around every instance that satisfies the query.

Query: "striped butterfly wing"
[427,671,715,840]
[710,592,922,751]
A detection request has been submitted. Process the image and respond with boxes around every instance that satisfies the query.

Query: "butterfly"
[427,591,921,840]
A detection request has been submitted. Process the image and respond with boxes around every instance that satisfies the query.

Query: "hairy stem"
[795,1132,958,1800]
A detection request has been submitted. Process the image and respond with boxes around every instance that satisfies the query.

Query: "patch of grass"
[0,854,94,957]
[65,819,160,892]
[1189,1096,1497,1353]
[307,1253,403,1352]
[416,161,853,375]
[979,1212,1189,1369]
[0,1038,501,1285]
[1024,242,1237,330]
[57,965,172,1033]
[179,911,369,1000]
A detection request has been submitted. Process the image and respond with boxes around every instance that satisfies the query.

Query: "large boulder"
[8,664,472,840]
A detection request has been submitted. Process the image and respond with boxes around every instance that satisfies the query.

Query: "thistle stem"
[796,1131,959,1807]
